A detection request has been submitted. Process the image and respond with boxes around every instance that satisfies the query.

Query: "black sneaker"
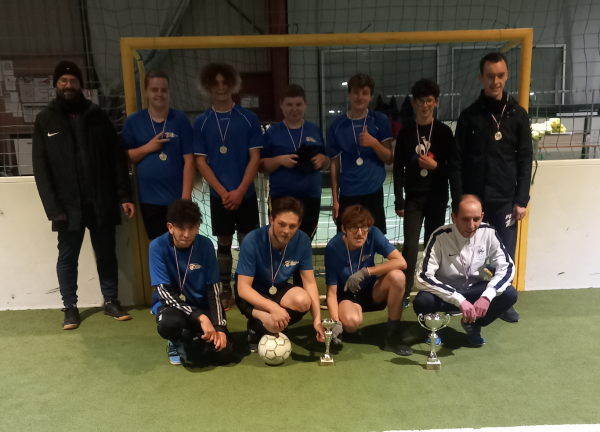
[221,289,234,312]
[62,306,80,330]
[103,300,132,321]
[247,320,261,353]
[384,333,413,356]
[499,305,520,323]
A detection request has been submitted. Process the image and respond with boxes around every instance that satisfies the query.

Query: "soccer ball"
[258,333,292,366]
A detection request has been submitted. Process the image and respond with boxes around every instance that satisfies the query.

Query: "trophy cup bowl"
[417,313,452,370]
[320,318,336,366]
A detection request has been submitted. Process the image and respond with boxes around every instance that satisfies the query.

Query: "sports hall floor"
[1,287,599,432]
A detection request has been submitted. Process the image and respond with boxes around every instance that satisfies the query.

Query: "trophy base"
[319,356,334,366]
[426,359,441,370]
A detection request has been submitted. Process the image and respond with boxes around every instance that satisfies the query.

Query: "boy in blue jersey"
[150,199,232,365]
[328,73,394,234]
[325,205,412,356]
[194,63,263,311]
[259,84,329,284]
[234,197,326,352]
[122,71,195,240]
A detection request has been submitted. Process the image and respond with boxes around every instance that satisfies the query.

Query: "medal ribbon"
[490,104,507,135]
[350,115,368,158]
[150,113,167,137]
[345,236,364,275]
[457,232,477,281]
[284,119,304,152]
[416,121,434,155]
[268,230,288,287]
[173,244,194,294]
[213,104,234,145]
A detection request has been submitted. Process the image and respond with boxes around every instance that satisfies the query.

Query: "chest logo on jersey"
[188,263,202,270]
[164,132,178,138]
[476,247,485,258]
[306,136,316,142]
[361,254,371,262]
[284,260,299,267]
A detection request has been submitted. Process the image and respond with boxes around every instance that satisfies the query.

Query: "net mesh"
[2,0,600,279]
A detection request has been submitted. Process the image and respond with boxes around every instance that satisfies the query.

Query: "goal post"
[120,29,534,303]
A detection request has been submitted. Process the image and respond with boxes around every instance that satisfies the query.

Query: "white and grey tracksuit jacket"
[416,223,515,307]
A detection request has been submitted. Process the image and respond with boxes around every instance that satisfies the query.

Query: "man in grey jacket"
[413,195,518,346]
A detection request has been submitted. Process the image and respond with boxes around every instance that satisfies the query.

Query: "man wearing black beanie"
[32,60,136,329]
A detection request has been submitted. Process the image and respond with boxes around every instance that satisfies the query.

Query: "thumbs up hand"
[359,125,378,148]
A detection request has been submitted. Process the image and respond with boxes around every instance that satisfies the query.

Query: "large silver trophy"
[417,313,452,370]
[320,318,336,366]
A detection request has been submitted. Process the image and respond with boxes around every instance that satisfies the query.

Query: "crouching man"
[150,199,233,365]
[234,197,325,352]
[413,195,518,346]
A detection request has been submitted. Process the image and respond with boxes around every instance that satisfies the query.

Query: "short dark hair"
[347,73,375,95]
[451,194,482,215]
[341,205,374,229]
[144,71,170,89]
[271,197,304,222]
[199,62,241,94]
[479,52,508,75]
[281,84,306,102]
[167,199,202,227]
[411,78,440,100]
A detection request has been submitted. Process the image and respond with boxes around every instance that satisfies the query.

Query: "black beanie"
[53,61,84,87]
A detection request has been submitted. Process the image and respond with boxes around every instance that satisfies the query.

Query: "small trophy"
[417,313,452,370]
[320,318,336,366]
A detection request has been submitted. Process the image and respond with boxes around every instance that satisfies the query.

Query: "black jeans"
[156,306,234,364]
[413,281,518,327]
[482,201,518,261]
[139,202,169,241]
[402,193,448,293]
[56,205,119,307]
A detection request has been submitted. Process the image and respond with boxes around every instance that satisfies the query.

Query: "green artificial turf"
[1,288,599,432]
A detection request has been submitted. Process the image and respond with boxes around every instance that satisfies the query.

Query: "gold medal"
[269,286,277,295]
[179,294,186,301]
[420,169,428,177]
[495,131,502,140]
[220,145,227,154]
[356,157,363,166]
[159,152,167,161]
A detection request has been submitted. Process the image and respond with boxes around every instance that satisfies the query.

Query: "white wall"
[0,177,137,310]
[525,159,600,290]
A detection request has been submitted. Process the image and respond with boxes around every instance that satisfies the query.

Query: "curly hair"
[411,78,440,100]
[198,62,242,95]
[167,199,203,227]
[341,205,374,229]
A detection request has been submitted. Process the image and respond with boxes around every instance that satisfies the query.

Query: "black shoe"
[499,306,519,323]
[247,320,261,353]
[103,300,132,321]
[384,333,413,356]
[221,289,234,312]
[62,306,80,330]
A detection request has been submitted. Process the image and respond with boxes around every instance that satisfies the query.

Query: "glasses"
[348,226,369,234]
[57,77,80,86]
[415,98,436,107]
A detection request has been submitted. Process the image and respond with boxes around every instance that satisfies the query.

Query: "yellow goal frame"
[120,29,534,304]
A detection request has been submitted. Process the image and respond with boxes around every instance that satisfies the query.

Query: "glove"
[332,321,343,339]
[343,268,370,293]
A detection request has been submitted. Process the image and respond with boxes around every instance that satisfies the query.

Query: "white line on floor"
[381,425,600,432]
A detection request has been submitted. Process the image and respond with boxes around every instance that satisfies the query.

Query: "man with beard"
[32,61,135,330]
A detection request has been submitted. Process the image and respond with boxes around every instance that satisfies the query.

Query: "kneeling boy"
[235,197,325,351]
[150,199,232,365]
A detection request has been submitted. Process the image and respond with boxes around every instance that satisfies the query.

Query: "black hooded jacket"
[32,96,133,231]
[449,91,533,207]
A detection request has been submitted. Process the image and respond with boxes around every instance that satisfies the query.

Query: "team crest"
[164,132,178,138]
[284,260,299,267]
[476,247,485,257]
[188,263,202,270]
[306,136,316,142]
[361,254,371,262]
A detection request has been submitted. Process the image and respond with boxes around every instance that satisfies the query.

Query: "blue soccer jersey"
[236,225,313,295]
[149,232,219,311]
[121,108,193,205]
[193,104,264,199]
[261,121,325,198]
[324,227,396,295]
[326,110,393,196]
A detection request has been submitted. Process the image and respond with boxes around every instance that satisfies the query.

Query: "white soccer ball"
[258,333,292,366]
